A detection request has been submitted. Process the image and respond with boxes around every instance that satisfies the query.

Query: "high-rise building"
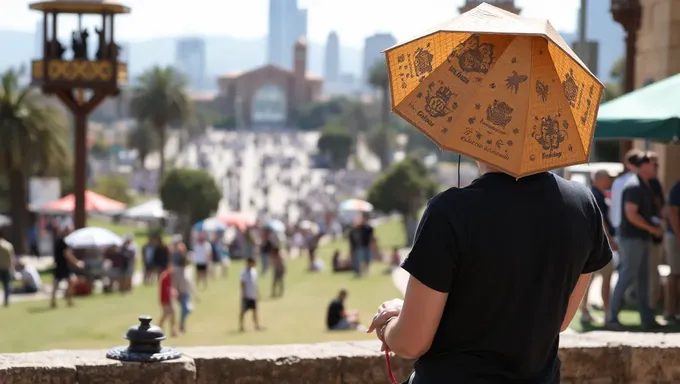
[459,0,520,14]
[267,0,307,69]
[362,33,397,85]
[324,31,340,82]
[175,38,206,91]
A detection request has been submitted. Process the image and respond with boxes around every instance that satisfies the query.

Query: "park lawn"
[0,220,405,353]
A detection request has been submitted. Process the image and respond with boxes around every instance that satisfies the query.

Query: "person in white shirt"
[192,233,212,291]
[239,257,261,332]
[610,149,644,234]
[13,262,41,294]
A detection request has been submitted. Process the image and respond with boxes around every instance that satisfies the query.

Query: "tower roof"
[294,37,308,48]
[29,0,131,14]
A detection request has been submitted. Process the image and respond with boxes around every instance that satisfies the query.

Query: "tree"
[366,123,395,171]
[317,124,354,169]
[367,157,438,243]
[127,121,159,170]
[0,67,71,253]
[130,66,192,182]
[368,61,390,127]
[602,56,624,102]
[160,168,222,238]
[91,175,132,205]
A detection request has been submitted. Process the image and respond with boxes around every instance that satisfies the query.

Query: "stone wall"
[2,332,680,383]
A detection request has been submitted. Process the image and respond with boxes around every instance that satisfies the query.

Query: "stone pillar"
[633,0,680,190]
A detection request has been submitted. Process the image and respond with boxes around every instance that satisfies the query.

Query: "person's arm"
[623,187,659,234]
[562,195,614,331]
[625,202,658,233]
[670,205,680,238]
[383,198,454,359]
[384,276,448,358]
[8,244,15,272]
[64,248,84,268]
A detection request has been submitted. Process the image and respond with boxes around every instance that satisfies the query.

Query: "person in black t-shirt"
[348,213,375,277]
[646,153,665,309]
[367,162,612,384]
[607,152,663,331]
[326,289,359,330]
[664,180,680,320]
[579,170,617,325]
[50,226,84,308]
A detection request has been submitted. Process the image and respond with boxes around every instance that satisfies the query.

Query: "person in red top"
[158,263,177,336]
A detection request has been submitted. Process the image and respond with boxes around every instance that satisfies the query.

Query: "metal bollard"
[106,315,181,362]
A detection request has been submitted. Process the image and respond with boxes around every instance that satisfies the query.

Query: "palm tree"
[130,66,191,181]
[368,61,390,126]
[0,67,70,253]
[127,121,158,170]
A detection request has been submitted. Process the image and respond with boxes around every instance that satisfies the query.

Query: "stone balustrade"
[1,332,680,383]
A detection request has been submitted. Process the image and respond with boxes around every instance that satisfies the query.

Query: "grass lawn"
[0,219,406,353]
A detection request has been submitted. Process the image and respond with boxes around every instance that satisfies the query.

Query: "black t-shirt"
[326,298,344,329]
[53,238,68,269]
[401,172,611,383]
[618,175,656,240]
[590,186,613,236]
[349,225,373,249]
[667,181,680,234]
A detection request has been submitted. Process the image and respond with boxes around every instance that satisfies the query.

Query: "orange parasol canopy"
[217,212,256,231]
[384,3,604,178]
[37,191,126,213]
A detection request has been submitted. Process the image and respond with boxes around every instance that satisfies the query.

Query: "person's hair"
[338,289,348,297]
[624,148,643,166]
[592,170,611,181]
[634,151,658,167]
[246,257,256,264]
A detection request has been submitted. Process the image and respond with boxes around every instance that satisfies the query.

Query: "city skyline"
[3,0,581,47]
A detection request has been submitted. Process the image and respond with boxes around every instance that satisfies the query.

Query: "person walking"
[348,213,375,277]
[171,236,198,333]
[192,233,212,290]
[239,257,261,332]
[0,228,16,307]
[606,152,663,330]
[664,178,680,321]
[610,149,644,233]
[367,161,612,383]
[50,226,84,308]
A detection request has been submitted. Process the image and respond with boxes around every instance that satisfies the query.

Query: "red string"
[384,347,399,384]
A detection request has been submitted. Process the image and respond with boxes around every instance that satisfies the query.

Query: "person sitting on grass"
[12,262,41,294]
[326,289,361,331]
[158,262,178,337]
[332,250,353,273]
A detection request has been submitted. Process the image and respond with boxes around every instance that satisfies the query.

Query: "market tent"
[122,199,167,220]
[34,191,126,214]
[595,73,680,141]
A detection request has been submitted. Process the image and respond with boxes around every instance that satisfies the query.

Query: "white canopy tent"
[122,199,168,221]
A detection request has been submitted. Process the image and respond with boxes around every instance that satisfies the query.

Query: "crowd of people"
[578,149,680,330]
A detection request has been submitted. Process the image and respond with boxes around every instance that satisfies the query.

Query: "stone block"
[0,351,77,384]
[72,350,196,384]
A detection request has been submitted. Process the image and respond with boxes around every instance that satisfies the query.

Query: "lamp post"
[611,0,642,155]
[28,0,130,229]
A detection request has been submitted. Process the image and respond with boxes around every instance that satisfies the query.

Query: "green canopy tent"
[595,73,680,142]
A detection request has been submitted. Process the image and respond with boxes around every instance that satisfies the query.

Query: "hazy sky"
[2,0,580,46]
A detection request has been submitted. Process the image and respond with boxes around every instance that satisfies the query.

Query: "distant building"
[459,0,520,14]
[268,0,307,70]
[175,37,206,91]
[215,38,322,128]
[324,31,340,82]
[362,33,397,86]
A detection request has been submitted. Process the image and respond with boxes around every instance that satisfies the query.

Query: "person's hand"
[366,298,404,337]
[650,226,663,238]
[76,260,85,269]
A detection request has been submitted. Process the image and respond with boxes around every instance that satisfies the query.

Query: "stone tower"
[292,37,308,108]
[459,0,520,14]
